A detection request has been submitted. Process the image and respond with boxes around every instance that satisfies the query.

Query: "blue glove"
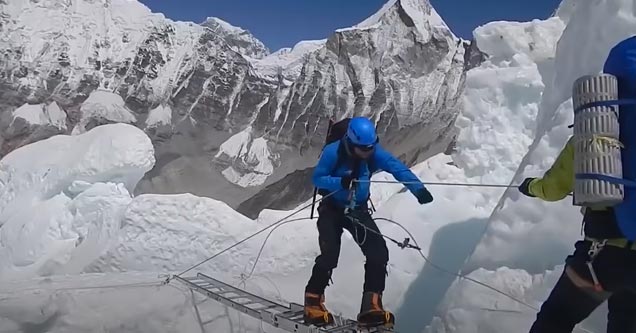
[518,178,536,197]
[415,188,433,204]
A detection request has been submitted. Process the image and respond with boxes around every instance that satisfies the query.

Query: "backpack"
[599,36,636,240]
[325,118,351,146]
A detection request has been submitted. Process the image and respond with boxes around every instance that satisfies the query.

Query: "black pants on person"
[305,200,389,295]
[530,240,636,332]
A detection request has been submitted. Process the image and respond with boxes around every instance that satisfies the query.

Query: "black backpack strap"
[312,119,336,219]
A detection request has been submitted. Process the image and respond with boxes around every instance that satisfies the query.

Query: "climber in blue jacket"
[303,116,433,328]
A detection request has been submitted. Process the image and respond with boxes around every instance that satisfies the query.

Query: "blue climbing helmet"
[346,117,378,149]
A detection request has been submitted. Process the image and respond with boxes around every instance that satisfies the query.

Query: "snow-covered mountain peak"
[203,17,245,34]
[252,39,327,80]
[343,0,452,40]
[201,16,270,59]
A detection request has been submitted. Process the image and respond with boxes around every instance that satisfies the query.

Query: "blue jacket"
[313,140,426,208]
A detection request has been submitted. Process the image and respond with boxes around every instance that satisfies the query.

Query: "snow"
[426,267,558,333]
[456,17,565,184]
[470,0,636,274]
[0,0,205,101]
[89,193,257,275]
[76,90,137,133]
[253,39,327,79]
[343,0,450,39]
[0,123,154,280]
[216,127,252,160]
[201,16,270,59]
[145,104,172,128]
[0,272,202,333]
[204,17,245,34]
[473,18,564,65]
[12,104,45,125]
[47,102,68,130]
[216,127,277,187]
[0,117,496,332]
[429,1,636,332]
[11,102,67,130]
[1,1,634,332]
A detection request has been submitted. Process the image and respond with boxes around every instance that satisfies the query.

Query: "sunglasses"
[353,144,375,152]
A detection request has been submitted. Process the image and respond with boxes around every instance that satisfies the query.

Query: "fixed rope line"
[356,179,573,197]
[3,281,162,295]
[239,210,540,314]
[347,216,540,312]
[240,217,312,283]
[174,178,541,283]
[355,179,519,189]
[167,190,340,283]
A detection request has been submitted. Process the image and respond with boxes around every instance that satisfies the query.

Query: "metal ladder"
[174,273,393,333]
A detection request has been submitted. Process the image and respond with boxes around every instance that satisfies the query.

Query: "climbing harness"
[585,239,607,292]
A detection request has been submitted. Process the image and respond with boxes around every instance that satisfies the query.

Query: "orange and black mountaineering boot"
[303,292,334,326]
[357,292,395,328]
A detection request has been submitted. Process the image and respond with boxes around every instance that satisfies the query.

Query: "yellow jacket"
[528,137,575,201]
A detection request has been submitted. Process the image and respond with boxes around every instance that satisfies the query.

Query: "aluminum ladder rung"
[175,272,393,333]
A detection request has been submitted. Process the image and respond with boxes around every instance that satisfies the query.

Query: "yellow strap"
[578,135,624,152]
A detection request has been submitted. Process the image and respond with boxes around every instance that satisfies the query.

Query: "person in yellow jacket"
[519,137,636,332]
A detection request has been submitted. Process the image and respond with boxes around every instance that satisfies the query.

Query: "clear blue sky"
[138,0,561,52]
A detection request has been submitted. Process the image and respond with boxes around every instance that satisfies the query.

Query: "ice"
[0,123,154,280]
[145,104,172,128]
[11,102,67,130]
[75,90,137,133]
[430,1,636,332]
[12,104,46,126]
[216,127,277,187]
[88,193,257,276]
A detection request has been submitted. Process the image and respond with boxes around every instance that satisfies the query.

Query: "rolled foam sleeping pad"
[572,74,624,206]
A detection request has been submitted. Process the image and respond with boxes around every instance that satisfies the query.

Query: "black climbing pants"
[305,201,389,295]
[530,240,636,333]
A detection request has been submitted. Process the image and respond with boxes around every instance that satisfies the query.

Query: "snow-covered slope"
[429,1,636,332]
[0,123,154,280]
[74,90,137,133]
[252,39,327,81]
[11,102,67,130]
[201,17,270,59]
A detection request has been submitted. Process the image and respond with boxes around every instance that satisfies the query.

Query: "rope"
[239,218,311,283]
[354,217,540,312]
[2,281,162,294]
[176,207,596,333]
[168,190,340,282]
[355,179,519,189]
[172,178,562,283]
[237,209,538,312]
[167,179,592,332]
